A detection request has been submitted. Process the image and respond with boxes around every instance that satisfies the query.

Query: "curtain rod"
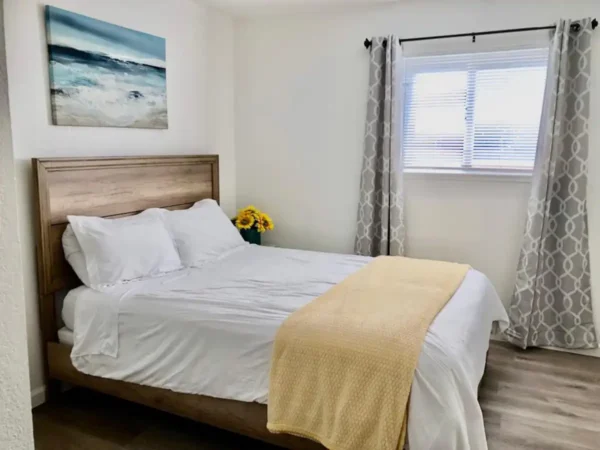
[364,19,598,49]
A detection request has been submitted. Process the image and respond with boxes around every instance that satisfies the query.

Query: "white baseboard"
[491,332,600,357]
[31,385,46,408]
[490,333,506,343]
[542,345,600,358]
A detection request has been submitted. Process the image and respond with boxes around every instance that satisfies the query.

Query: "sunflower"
[242,205,259,214]
[238,205,261,223]
[258,212,274,231]
[236,213,255,230]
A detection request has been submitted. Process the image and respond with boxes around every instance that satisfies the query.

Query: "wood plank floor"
[480,342,600,450]
[33,342,600,450]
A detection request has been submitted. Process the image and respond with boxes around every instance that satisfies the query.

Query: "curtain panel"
[355,36,406,257]
[506,19,598,349]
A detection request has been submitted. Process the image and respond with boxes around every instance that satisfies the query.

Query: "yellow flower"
[235,206,273,233]
[258,212,274,232]
[236,213,255,230]
[238,205,262,223]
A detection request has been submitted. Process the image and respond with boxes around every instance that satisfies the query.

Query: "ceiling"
[204,0,399,16]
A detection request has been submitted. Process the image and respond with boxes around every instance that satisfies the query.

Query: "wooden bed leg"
[37,287,60,405]
[45,379,62,404]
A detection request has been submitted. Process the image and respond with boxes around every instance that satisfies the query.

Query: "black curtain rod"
[364,19,598,49]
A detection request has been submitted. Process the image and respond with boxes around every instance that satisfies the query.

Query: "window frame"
[401,49,548,177]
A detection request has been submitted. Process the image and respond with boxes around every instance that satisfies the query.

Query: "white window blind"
[402,48,548,173]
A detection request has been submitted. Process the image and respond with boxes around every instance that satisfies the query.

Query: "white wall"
[3,0,236,404]
[0,0,35,447]
[207,7,236,204]
[235,0,600,351]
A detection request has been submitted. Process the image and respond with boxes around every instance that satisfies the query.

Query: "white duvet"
[67,245,508,450]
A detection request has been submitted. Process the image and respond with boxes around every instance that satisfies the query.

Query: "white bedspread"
[68,245,508,450]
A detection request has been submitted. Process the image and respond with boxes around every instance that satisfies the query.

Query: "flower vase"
[240,228,261,245]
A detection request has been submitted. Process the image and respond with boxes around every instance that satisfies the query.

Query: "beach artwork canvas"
[45,6,168,129]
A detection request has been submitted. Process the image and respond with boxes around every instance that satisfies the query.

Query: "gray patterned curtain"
[506,19,598,349]
[355,36,406,257]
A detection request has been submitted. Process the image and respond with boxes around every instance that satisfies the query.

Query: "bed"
[34,155,508,450]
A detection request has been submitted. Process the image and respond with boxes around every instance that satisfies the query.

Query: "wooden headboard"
[33,155,220,343]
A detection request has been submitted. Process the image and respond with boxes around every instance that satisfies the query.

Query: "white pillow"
[162,199,246,267]
[67,209,182,289]
[63,225,92,287]
[63,209,165,287]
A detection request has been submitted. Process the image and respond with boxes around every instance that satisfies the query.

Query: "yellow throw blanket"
[267,256,470,450]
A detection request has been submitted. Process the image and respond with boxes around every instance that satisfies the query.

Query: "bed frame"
[33,155,324,450]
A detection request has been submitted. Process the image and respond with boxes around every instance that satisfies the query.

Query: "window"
[402,48,548,173]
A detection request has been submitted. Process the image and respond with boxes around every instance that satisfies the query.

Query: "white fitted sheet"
[66,245,508,450]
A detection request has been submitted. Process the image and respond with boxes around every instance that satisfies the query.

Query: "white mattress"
[58,327,74,346]
[64,245,508,450]
[62,293,77,331]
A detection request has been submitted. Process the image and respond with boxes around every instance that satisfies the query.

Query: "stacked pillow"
[163,199,246,267]
[64,199,246,290]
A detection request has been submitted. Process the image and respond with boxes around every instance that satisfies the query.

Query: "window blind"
[402,48,549,172]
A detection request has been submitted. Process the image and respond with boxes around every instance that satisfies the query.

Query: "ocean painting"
[45,6,167,129]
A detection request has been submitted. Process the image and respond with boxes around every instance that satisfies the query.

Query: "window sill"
[404,168,533,183]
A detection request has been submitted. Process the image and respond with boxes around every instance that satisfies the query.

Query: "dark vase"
[240,228,262,245]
